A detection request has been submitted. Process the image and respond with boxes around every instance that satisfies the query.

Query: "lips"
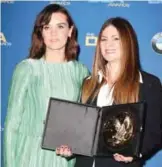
[50,39,58,42]
[105,49,116,54]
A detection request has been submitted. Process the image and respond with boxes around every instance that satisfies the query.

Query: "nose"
[105,40,114,47]
[50,28,57,36]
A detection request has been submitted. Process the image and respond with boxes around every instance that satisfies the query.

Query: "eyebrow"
[112,35,119,37]
[46,22,68,26]
[101,35,119,38]
[57,22,68,26]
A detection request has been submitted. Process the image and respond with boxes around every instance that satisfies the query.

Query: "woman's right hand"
[113,153,133,163]
[56,145,72,157]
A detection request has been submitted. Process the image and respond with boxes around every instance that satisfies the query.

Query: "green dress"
[3,58,89,167]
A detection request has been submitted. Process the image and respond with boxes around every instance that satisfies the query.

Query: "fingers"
[113,153,133,163]
[56,145,72,157]
[56,147,60,154]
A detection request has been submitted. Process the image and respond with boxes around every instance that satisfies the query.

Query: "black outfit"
[75,71,162,167]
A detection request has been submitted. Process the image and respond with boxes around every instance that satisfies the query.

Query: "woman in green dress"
[3,4,89,167]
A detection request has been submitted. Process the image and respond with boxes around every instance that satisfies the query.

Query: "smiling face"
[42,12,73,52]
[100,25,122,64]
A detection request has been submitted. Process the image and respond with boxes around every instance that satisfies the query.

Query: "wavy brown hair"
[82,17,141,104]
[28,4,78,60]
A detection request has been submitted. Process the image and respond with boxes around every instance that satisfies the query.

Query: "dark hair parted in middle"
[29,4,78,60]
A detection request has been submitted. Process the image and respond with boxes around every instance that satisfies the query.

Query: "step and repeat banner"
[1,1,162,167]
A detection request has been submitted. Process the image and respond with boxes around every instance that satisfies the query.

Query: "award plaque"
[95,103,145,157]
[42,98,145,157]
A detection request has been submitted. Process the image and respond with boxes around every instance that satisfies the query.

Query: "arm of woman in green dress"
[79,63,90,84]
[3,60,32,167]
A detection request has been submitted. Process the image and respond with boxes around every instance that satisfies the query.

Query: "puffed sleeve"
[3,60,32,167]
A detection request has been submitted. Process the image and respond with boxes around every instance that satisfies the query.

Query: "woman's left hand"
[56,145,72,157]
[113,153,133,163]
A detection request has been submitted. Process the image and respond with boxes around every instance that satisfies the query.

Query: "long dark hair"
[28,4,78,61]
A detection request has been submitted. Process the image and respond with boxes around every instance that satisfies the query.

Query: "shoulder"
[14,59,32,71]
[73,61,90,76]
[16,58,38,68]
[11,59,35,80]
[73,61,88,70]
[141,71,162,96]
[14,58,41,75]
[141,71,161,85]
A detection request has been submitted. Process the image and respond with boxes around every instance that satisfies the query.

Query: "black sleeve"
[142,77,162,159]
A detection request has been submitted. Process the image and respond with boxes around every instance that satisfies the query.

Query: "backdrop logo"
[0,32,12,46]
[151,32,162,54]
[49,0,71,5]
[107,0,130,8]
[148,0,162,4]
[85,33,98,46]
[0,0,14,3]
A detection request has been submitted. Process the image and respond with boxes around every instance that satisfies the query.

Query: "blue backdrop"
[1,1,162,167]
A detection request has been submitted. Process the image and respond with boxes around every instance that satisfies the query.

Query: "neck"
[105,60,121,85]
[44,48,66,63]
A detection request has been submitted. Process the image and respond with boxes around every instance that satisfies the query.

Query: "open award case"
[42,98,146,158]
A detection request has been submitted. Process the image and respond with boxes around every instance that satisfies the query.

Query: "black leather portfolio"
[42,98,145,157]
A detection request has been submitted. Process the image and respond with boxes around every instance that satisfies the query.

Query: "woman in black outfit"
[75,17,162,167]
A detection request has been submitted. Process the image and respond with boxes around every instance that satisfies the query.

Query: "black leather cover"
[42,98,145,157]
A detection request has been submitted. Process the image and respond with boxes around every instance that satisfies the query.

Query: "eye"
[58,25,65,29]
[114,37,120,41]
[101,38,107,41]
[43,25,50,30]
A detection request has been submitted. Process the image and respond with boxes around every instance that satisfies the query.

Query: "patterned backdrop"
[1,1,162,167]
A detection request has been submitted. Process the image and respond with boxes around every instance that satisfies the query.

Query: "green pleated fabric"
[3,58,89,167]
